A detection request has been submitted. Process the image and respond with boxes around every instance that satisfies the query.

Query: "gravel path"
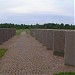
[0,32,75,75]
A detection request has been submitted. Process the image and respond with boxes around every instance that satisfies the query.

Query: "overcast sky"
[0,0,74,25]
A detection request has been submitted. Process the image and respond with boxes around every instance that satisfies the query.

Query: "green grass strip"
[0,48,7,58]
[16,29,24,35]
[16,29,31,35]
[53,72,75,75]
[25,29,31,34]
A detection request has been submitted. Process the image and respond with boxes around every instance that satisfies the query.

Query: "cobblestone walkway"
[0,32,75,75]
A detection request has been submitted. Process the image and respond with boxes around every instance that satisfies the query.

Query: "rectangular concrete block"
[0,28,16,44]
[53,30,65,57]
[35,29,38,40]
[34,29,42,42]
[64,30,75,66]
[46,29,53,50]
[30,29,36,37]
[41,29,47,46]
[36,29,41,42]
[30,29,33,36]
[34,29,37,38]
[35,29,39,40]
[39,30,43,43]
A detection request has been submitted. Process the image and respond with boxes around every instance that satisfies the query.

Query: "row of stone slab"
[30,29,75,67]
[0,28,16,44]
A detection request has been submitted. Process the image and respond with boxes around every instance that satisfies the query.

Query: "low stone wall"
[0,28,16,44]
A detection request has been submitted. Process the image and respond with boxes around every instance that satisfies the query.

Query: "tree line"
[0,23,75,29]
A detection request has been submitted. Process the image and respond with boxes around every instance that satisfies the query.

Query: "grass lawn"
[53,72,75,75]
[16,29,24,35]
[16,29,30,35]
[0,48,7,58]
[25,29,31,34]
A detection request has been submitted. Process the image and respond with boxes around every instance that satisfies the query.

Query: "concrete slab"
[64,30,75,66]
[30,29,36,37]
[0,28,16,44]
[46,29,53,50]
[53,30,65,57]
[36,30,42,42]
[42,29,47,46]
